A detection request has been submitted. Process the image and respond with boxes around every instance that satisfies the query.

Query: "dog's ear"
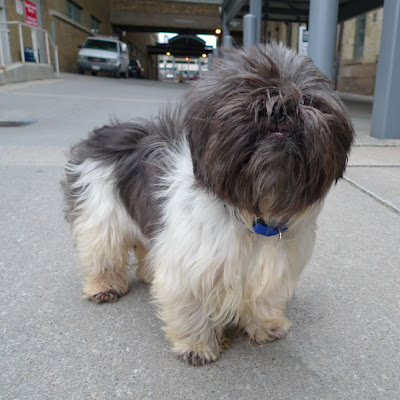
[299,92,355,183]
[183,101,212,185]
[325,101,354,182]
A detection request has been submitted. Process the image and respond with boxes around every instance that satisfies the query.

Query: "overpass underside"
[110,1,221,35]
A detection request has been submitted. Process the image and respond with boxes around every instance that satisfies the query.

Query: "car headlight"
[78,55,86,61]
[108,58,118,64]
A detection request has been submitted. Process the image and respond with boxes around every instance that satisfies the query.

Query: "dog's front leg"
[239,290,292,344]
[152,280,227,366]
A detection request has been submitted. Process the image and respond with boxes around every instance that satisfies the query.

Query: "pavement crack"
[353,144,399,148]
[347,165,400,168]
[343,176,400,216]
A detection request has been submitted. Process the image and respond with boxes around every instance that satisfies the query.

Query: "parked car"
[128,59,143,78]
[77,36,129,78]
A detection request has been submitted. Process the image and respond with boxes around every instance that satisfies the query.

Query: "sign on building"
[298,26,308,56]
[24,0,38,27]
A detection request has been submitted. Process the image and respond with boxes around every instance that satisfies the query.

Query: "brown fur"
[185,44,354,221]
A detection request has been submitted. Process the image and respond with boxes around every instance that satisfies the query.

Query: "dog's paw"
[244,318,291,344]
[268,322,291,340]
[175,340,228,366]
[83,274,129,303]
[88,289,121,303]
[179,347,220,366]
[219,336,231,350]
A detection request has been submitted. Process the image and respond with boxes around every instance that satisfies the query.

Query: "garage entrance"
[147,34,214,81]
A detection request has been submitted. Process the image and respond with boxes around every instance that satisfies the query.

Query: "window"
[83,39,117,52]
[91,15,101,32]
[275,27,280,42]
[66,0,82,24]
[353,15,366,59]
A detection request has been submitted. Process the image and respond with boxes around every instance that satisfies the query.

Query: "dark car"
[128,59,143,78]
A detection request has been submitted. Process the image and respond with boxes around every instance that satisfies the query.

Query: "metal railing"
[0,21,59,74]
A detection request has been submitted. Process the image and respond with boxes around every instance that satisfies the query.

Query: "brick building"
[337,7,383,96]
[2,0,113,71]
[0,0,384,94]
[229,8,383,96]
[250,8,383,96]
[1,0,159,75]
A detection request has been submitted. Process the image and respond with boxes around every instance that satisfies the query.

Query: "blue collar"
[253,219,288,237]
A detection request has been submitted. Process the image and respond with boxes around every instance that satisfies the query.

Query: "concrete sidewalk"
[0,75,399,399]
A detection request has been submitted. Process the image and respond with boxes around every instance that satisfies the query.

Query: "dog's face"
[184,43,354,221]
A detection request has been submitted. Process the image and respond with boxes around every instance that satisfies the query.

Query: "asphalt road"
[1,74,399,399]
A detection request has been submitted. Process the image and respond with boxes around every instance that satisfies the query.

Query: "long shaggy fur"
[62,43,354,365]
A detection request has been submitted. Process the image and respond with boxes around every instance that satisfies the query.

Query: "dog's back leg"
[65,160,136,303]
[134,243,153,283]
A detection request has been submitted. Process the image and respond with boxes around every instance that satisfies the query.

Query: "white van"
[77,36,129,78]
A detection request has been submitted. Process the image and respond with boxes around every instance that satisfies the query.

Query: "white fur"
[67,160,149,250]
[66,160,149,297]
[148,138,322,359]
[69,142,322,360]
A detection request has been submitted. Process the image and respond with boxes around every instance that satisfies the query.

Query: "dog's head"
[184,42,354,221]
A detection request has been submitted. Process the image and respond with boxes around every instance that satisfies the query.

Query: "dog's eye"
[300,97,311,106]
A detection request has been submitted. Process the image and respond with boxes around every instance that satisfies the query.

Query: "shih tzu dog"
[63,42,354,365]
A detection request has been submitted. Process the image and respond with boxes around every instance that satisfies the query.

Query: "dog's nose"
[271,102,286,123]
[270,100,297,123]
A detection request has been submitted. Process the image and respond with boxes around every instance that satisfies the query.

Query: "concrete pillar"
[172,56,176,81]
[308,0,339,80]
[371,0,400,139]
[222,13,233,48]
[243,14,257,48]
[223,13,230,37]
[197,57,200,78]
[207,52,213,70]
[250,0,262,44]
[223,35,233,48]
